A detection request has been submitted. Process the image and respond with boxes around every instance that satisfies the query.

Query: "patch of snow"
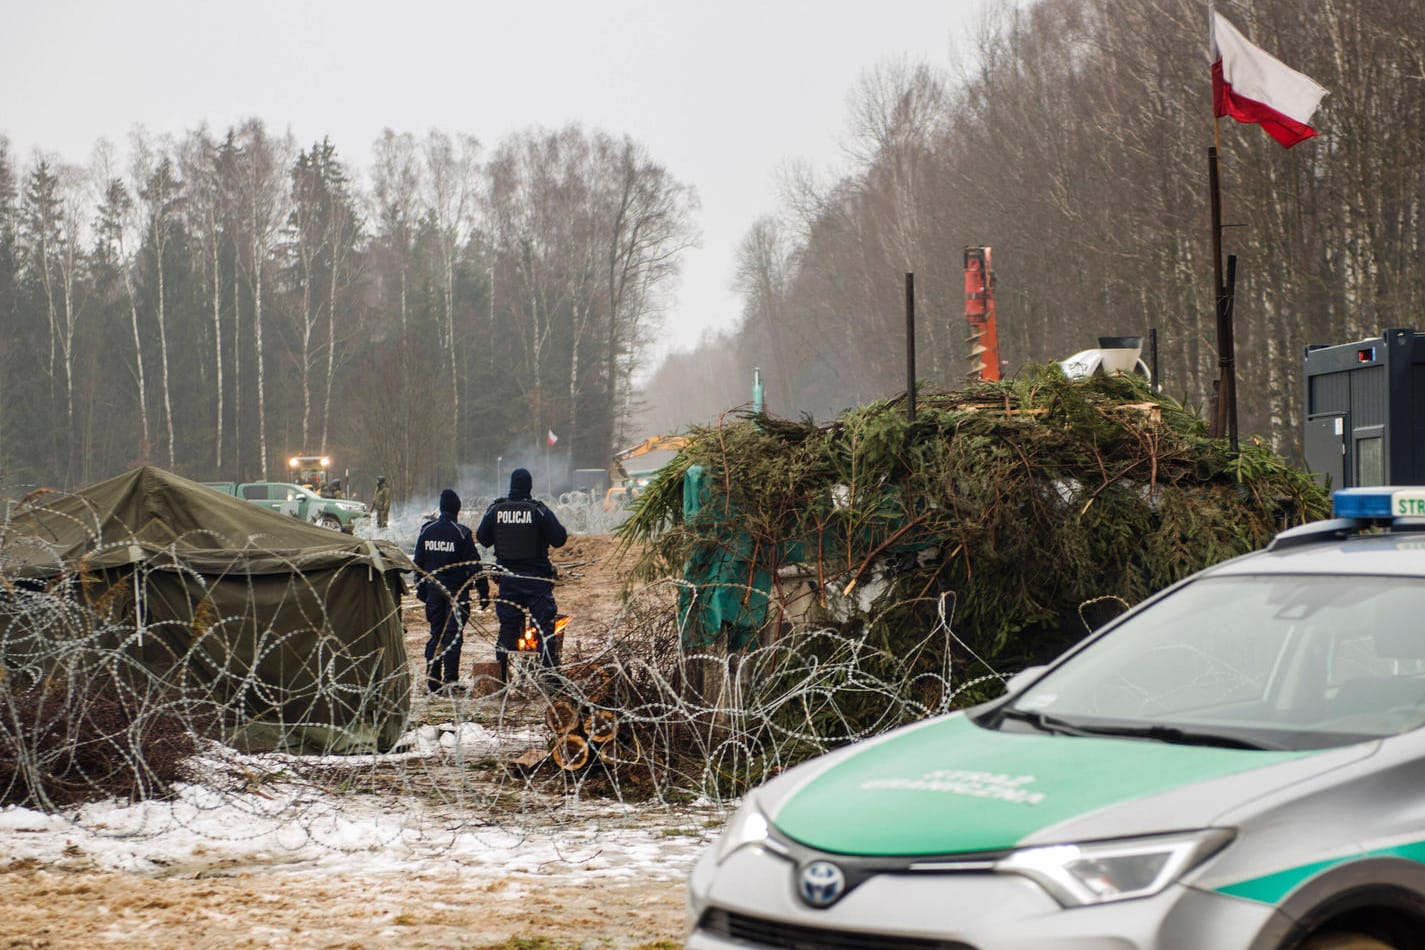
[2,739,723,887]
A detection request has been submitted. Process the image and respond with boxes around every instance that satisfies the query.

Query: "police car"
[687,487,1425,949]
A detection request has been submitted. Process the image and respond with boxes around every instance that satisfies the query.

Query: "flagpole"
[1208,126,1239,450]
[1208,2,1228,442]
[1207,3,1325,451]
[1208,143,1225,439]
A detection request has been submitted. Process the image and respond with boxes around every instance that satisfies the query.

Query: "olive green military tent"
[0,466,413,754]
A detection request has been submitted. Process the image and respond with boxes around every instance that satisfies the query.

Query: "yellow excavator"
[605,435,690,509]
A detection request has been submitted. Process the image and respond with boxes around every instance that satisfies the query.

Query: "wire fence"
[0,493,1013,864]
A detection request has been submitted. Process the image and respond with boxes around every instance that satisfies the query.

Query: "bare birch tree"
[180,129,229,468]
[91,143,151,466]
[286,139,362,454]
[734,217,795,410]
[486,129,579,439]
[40,162,91,479]
[19,159,67,474]
[287,144,325,451]
[319,146,359,454]
[595,134,697,449]
[233,119,292,477]
[369,129,421,336]
[421,130,480,450]
[131,133,183,469]
[20,161,61,394]
[0,139,18,485]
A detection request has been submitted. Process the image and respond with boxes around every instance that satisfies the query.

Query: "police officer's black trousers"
[494,576,558,681]
[424,597,467,691]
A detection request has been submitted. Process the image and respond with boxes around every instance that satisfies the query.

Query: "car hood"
[769,712,1363,856]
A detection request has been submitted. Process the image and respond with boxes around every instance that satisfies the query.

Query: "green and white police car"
[687,487,1425,949]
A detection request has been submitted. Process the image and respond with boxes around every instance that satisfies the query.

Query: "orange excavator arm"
[610,435,691,479]
[965,246,1001,382]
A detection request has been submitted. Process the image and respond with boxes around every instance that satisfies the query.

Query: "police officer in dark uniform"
[414,488,489,695]
[476,468,568,681]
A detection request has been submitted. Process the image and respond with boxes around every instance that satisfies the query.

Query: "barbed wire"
[0,493,1017,865]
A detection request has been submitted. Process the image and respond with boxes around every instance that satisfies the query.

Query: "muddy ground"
[0,534,694,949]
[0,865,685,949]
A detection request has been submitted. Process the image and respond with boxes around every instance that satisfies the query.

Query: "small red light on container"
[1357,347,1376,363]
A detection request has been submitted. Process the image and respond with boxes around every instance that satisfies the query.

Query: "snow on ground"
[1,720,724,889]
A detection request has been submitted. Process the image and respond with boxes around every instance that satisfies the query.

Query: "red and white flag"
[547,430,558,447]
[1210,6,1327,148]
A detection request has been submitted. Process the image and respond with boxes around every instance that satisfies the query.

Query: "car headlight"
[996,829,1233,907]
[714,795,771,864]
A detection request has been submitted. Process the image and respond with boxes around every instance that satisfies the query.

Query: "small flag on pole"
[547,430,558,447]
[1210,6,1327,148]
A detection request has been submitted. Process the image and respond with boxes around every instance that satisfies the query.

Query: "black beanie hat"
[510,468,533,494]
[439,488,461,515]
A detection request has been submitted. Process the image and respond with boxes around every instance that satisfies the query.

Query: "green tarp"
[0,466,413,753]
[677,464,772,651]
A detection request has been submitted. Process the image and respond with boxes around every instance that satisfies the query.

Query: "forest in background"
[0,121,695,499]
[3,0,1422,501]
[639,0,1425,465]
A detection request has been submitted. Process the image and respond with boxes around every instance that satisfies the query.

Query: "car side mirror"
[1003,665,1048,695]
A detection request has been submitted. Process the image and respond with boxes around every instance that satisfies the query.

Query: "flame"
[518,614,571,652]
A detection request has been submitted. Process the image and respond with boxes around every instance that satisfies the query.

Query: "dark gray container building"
[1303,327,1425,489]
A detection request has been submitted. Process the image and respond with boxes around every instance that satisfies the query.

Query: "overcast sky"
[3,0,986,358]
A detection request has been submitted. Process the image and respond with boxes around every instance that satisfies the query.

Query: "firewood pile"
[508,683,663,791]
[503,588,692,790]
[542,697,645,777]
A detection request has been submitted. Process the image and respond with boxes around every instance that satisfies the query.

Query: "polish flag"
[547,430,558,446]
[1211,8,1327,148]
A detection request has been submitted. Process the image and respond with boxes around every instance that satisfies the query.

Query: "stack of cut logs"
[543,697,644,774]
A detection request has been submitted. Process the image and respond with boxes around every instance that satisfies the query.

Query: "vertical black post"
[905,272,916,424]
[1208,146,1227,439]
[1223,254,1239,451]
[1149,327,1160,392]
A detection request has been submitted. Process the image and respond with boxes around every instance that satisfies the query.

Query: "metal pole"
[905,273,916,424]
[1223,255,1239,451]
[1209,146,1227,439]
[1149,327,1160,392]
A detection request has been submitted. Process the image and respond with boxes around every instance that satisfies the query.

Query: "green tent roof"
[2,465,412,577]
[0,466,414,754]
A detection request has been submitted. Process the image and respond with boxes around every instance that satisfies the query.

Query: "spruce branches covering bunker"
[620,369,1329,683]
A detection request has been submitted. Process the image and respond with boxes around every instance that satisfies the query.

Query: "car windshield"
[1001,574,1425,750]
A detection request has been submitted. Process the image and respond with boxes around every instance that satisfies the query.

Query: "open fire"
[517,614,571,652]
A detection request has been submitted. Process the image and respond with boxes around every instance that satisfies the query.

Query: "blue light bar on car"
[1333,487,1425,520]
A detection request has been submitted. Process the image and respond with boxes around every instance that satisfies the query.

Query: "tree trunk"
[154,228,175,469]
[253,233,269,477]
[210,238,223,469]
[299,253,313,450]
[233,277,243,477]
[444,256,460,453]
[119,242,151,461]
[320,227,349,454]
